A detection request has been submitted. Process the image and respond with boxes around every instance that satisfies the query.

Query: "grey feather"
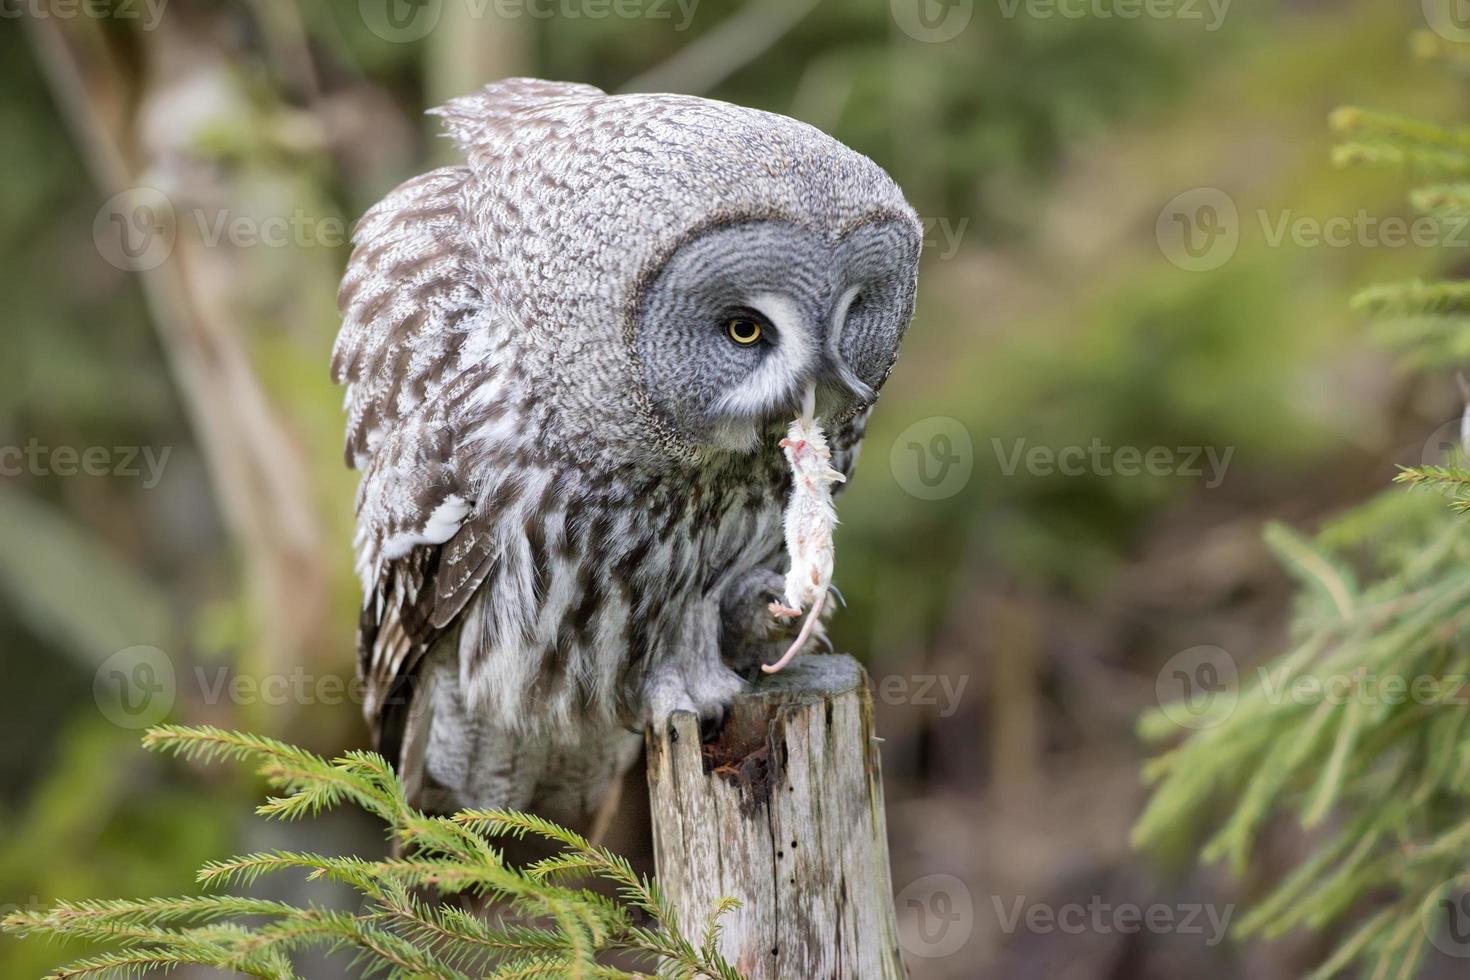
[334,78,920,818]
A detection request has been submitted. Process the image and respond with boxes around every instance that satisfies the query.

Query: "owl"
[332,79,921,827]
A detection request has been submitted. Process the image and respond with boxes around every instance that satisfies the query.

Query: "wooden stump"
[645,654,905,979]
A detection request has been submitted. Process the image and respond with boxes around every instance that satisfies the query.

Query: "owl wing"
[335,79,612,765]
[333,165,482,470]
[333,165,505,749]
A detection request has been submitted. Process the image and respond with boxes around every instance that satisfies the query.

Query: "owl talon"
[827,583,846,609]
[721,568,833,675]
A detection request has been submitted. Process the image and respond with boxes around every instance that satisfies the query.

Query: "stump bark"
[644,654,905,979]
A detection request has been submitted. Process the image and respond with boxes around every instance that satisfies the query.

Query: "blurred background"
[2,0,1467,976]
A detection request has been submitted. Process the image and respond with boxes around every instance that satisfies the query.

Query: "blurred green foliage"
[1136,58,1470,977]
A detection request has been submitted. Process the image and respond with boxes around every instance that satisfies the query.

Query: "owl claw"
[721,568,830,675]
[827,583,846,609]
[643,663,745,736]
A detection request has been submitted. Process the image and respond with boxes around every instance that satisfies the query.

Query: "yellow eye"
[726,317,763,346]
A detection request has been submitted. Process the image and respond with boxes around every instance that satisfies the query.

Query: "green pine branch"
[1330,105,1470,175]
[1398,463,1470,512]
[1,726,744,980]
[1137,59,1470,979]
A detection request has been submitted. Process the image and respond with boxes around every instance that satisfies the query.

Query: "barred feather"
[334,77,915,819]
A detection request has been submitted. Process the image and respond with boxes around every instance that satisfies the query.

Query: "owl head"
[434,80,922,462]
[633,214,919,452]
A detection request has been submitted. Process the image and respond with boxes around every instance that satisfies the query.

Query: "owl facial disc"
[633,218,920,453]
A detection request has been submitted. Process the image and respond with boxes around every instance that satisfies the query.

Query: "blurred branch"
[985,593,1041,797]
[22,14,330,675]
[21,11,130,192]
[789,54,855,132]
[246,0,321,104]
[619,0,822,95]
[426,3,528,132]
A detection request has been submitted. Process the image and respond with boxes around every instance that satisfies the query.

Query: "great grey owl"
[332,78,921,828]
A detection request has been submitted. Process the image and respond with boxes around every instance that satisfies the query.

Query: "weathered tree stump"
[645,654,905,979]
